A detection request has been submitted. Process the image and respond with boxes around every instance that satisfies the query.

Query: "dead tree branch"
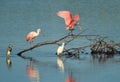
[17,28,98,56]
[17,27,120,57]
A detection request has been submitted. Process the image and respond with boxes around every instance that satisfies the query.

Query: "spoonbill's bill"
[57,43,65,56]
[26,28,42,45]
[57,10,81,31]
[6,44,12,56]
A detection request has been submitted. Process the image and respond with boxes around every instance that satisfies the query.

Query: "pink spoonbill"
[57,10,82,32]
[26,28,42,46]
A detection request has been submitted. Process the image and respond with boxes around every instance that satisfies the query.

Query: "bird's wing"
[73,14,80,21]
[57,11,72,26]
[26,32,37,41]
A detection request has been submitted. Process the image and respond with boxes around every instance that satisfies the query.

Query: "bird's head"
[76,22,82,30]
[62,42,65,46]
[37,28,42,33]
[77,22,80,25]
[8,44,12,48]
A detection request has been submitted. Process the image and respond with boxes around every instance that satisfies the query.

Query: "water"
[0,0,120,82]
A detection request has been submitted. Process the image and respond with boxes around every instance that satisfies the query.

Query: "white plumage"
[6,44,12,56]
[57,43,65,56]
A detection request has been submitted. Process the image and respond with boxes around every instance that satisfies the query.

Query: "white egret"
[57,43,65,56]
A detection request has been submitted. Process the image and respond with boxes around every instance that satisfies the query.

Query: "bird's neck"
[36,30,40,36]
[62,43,65,47]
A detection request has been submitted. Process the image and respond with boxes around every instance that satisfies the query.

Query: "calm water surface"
[0,0,120,82]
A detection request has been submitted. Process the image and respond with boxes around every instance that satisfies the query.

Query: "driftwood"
[17,28,120,57]
[17,28,96,55]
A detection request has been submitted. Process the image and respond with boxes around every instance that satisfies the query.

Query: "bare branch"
[17,27,120,57]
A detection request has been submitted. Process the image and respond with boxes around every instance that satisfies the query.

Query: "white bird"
[6,44,12,56]
[57,43,65,56]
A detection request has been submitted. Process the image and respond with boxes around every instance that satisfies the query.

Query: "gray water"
[0,0,120,82]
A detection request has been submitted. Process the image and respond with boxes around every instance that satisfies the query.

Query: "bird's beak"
[41,30,46,36]
[40,29,42,33]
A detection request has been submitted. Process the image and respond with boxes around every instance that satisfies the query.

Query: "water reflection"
[66,72,76,82]
[91,54,116,64]
[17,53,120,82]
[26,63,40,82]
[6,56,12,70]
[57,57,64,73]
[18,55,40,82]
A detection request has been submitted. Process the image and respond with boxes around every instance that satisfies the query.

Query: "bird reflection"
[66,72,76,82]
[57,56,64,72]
[18,55,40,82]
[26,64,40,82]
[26,58,40,82]
[6,56,12,70]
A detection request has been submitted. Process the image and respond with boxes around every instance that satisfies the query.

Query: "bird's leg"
[68,29,74,36]
[30,41,32,47]
[30,40,34,47]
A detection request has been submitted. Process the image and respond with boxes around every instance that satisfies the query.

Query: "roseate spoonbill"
[57,43,65,56]
[26,28,42,45]
[6,44,12,56]
[57,10,82,32]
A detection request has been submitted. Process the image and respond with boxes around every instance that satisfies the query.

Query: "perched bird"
[26,28,42,45]
[6,44,12,56]
[57,43,65,56]
[57,10,81,31]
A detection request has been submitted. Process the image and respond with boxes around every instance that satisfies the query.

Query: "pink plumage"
[26,32,38,42]
[25,29,41,43]
[57,11,80,30]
